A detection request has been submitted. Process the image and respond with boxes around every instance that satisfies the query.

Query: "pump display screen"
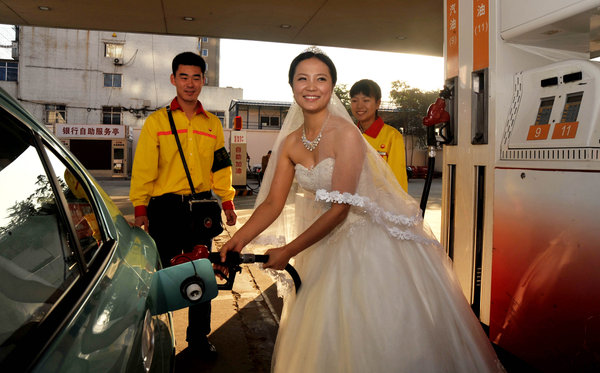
[534,97,554,125]
[560,92,583,123]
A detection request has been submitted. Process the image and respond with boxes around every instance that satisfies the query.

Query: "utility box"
[230,130,247,187]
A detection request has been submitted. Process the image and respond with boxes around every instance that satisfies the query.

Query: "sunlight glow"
[219,39,444,102]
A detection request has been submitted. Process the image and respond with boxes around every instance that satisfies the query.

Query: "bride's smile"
[291,58,333,115]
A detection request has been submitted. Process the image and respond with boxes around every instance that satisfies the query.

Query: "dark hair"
[172,52,206,75]
[350,79,382,101]
[288,51,337,87]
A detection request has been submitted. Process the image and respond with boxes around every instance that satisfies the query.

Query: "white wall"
[200,86,243,126]
[224,129,280,168]
[16,27,242,133]
[13,26,245,176]
[0,81,17,98]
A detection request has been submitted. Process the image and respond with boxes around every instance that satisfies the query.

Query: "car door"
[0,98,173,372]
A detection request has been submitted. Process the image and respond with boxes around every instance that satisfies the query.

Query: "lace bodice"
[294,157,335,193]
[293,157,435,245]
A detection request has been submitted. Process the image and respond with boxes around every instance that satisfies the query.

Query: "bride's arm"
[265,122,366,270]
[220,137,296,259]
[264,200,351,270]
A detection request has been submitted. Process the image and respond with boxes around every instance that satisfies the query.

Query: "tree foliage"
[0,174,61,236]
[389,81,440,148]
[334,84,352,117]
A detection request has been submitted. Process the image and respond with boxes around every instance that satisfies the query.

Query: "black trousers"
[147,192,213,344]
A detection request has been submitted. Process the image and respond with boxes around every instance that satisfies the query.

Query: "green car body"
[0,87,175,372]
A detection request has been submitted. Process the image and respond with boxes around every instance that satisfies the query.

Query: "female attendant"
[350,79,408,191]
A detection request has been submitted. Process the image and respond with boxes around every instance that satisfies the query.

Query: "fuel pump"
[419,86,452,216]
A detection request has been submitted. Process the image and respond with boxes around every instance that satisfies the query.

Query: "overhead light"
[38,6,51,11]
[396,36,407,40]
[280,24,292,29]
[183,17,194,21]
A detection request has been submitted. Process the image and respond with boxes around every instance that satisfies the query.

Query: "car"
[0,87,176,372]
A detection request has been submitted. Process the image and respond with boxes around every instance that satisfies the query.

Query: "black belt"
[151,191,213,204]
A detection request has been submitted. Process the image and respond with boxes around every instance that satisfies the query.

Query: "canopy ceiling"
[0,0,443,56]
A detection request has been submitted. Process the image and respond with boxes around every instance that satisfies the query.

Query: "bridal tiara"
[303,45,327,55]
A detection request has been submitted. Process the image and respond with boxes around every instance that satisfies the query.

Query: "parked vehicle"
[407,165,429,179]
[0,87,175,372]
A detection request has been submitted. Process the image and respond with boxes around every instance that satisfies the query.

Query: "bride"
[219,48,504,372]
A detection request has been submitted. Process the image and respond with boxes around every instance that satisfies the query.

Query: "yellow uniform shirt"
[360,117,408,192]
[130,98,235,215]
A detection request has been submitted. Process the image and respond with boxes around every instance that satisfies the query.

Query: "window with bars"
[260,116,280,127]
[102,106,122,125]
[103,73,122,87]
[0,61,17,81]
[45,104,67,124]
[213,111,225,124]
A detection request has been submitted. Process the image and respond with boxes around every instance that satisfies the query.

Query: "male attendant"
[130,51,236,359]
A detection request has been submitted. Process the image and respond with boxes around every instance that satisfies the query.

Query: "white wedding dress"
[249,96,504,372]
[268,158,504,373]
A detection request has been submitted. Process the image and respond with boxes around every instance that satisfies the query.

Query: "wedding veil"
[248,93,440,295]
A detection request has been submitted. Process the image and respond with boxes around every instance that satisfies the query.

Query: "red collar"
[358,117,384,138]
[170,97,208,117]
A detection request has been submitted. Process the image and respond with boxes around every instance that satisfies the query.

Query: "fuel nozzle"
[423,97,450,127]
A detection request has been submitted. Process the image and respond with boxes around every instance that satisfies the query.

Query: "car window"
[0,118,81,355]
[44,147,102,262]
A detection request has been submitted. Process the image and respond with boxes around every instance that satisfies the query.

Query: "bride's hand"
[219,235,244,263]
[264,246,292,271]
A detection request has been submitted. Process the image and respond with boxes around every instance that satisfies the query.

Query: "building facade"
[199,36,220,87]
[0,26,241,178]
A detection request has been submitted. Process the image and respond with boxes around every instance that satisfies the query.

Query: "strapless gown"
[270,158,504,373]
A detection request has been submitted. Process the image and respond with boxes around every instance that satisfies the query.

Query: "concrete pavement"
[98,177,442,372]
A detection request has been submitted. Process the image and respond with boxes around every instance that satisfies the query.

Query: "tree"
[0,174,61,237]
[389,81,440,149]
[334,84,352,117]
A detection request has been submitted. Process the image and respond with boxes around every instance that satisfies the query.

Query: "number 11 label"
[551,122,578,139]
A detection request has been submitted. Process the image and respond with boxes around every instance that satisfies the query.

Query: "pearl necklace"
[301,114,329,152]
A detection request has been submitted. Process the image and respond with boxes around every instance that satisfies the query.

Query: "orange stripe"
[156,129,216,139]
[446,0,459,78]
[473,0,489,70]
[157,129,188,136]
[193,130,217,139]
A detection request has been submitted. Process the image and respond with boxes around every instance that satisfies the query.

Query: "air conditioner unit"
[113,58,123,65]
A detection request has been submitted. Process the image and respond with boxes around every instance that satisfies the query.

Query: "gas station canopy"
[0,0,443,56]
